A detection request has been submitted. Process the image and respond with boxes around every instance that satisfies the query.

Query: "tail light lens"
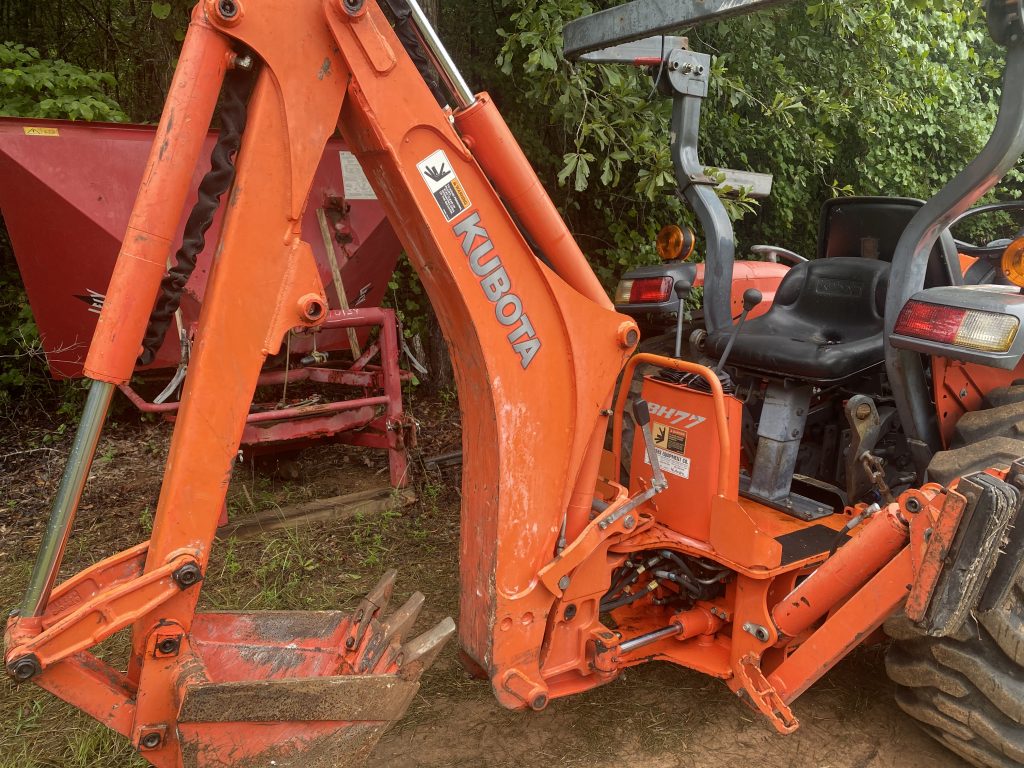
[614,279,634,304]
[895,300,1019,353]
[628,277,674,304]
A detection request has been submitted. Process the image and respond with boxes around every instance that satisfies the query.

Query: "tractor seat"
[706,257,890,383]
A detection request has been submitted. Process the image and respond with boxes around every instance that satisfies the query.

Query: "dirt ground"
[0,393,968,768]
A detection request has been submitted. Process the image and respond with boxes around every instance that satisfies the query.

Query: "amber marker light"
[656,224,696,261]
[1002,237,1024,288]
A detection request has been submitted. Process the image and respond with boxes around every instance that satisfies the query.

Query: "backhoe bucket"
[8,569,454,768]
[178,573,453,767]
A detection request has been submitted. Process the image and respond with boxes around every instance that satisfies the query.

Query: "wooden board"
[220,486,416,539]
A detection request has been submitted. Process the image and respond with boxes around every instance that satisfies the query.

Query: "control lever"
[633,399,668,492]
[715,288,762,374]
[600,399,668,531]
[674,281,690,358]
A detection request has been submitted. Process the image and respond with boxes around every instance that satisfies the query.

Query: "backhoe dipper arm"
[6,0,639,763]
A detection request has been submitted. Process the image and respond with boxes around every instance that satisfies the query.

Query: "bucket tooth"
[347,568,397,650]
[398,616,456,681]
[359,591,426,673]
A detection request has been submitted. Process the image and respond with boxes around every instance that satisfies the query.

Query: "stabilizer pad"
[920,472,1021,637]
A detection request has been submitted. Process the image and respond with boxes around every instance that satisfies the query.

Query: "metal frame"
[562,0,795,60]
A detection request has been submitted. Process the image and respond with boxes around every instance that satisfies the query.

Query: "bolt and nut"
[742,622,771,643]
[172,563,202,590]
[140,731,163,750]
[156,636,182,656]
[217,0,238,18]
[8,656,41,683]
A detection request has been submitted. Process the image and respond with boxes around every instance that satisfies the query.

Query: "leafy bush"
[491,0,1015,268]
[0,42,128,121]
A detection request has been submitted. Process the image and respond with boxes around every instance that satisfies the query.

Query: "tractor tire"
[885,387,1024,768]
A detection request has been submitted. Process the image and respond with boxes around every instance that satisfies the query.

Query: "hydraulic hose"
[138,64,255,365]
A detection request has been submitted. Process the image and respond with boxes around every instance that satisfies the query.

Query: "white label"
[416,149,471,222]
[339,151,376,200]
[645,447,691,480]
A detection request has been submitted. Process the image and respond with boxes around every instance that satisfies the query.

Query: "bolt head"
[173,563,202,590]
[156,637,181,656]
[140,732,162,750]
[557,575,571,591]
[623,515,636,530]
[216,0,238,18]
[855,402,872,420]
[8,655,40,683]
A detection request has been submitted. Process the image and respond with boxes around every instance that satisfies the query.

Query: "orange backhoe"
[6,0,1024,766]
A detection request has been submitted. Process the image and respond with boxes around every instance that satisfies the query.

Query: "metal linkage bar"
[404,0,475,108]
[20,381,115,617]
[563,0,794,60]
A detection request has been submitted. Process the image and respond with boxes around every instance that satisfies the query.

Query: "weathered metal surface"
[179,722,387,768]
[179,675,419,722]
[563,0,794,60]
[0,116,401,378]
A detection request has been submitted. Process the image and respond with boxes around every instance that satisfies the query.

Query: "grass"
[0,397,965,768]
[0,402,462,768]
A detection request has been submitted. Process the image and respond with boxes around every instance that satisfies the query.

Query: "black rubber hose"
[380,0,447,106]
[138,64,255,366]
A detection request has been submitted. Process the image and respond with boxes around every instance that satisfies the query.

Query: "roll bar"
[886,8,1024,473]
[563,0,794,60]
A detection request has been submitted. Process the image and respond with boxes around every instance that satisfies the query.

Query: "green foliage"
[490,0,1013,269]
[385,254,430,341]
[0,43,128,121]
[2,0,194,121]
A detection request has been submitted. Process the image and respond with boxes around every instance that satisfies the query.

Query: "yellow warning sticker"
[23,126,59,137]
[653,420,687,454]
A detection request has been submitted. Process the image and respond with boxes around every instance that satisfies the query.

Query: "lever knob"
[742,288,763,313]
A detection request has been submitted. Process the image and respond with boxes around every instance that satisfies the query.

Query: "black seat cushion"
[707,258,890,383]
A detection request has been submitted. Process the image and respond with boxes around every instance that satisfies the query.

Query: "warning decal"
[645,448,691,480]
[23,126,59,136]
[653,421,687,454]
[339,151,376,200]
[417,149,471,222]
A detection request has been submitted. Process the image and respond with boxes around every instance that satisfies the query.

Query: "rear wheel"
[885,387,1024,767]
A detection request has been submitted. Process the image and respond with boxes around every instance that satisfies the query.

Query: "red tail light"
[895,300,1019,353]
[894,302,965,344]
[629,277,673,303]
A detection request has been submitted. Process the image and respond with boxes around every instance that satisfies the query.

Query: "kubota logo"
[453,212,541,369]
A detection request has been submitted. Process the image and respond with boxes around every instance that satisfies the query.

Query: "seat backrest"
[771,257,890,337]
[816,196,957,287]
